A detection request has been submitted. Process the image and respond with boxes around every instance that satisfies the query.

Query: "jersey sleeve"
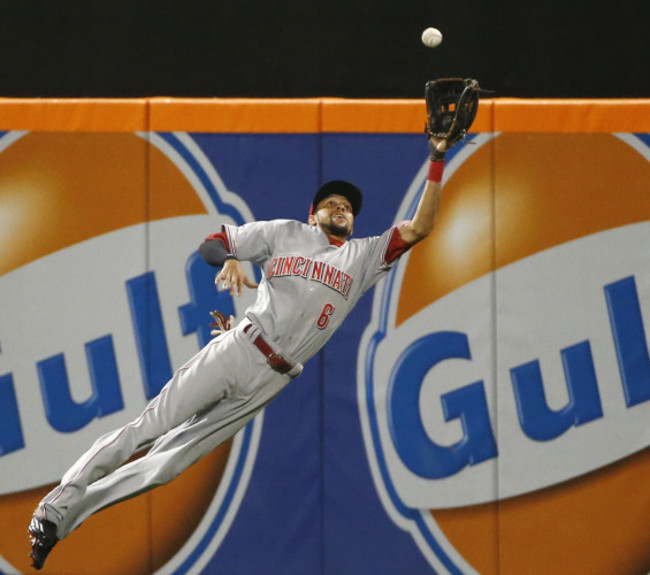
[383,223,414,264]
[353,225,415,295]
[222,220,279,266]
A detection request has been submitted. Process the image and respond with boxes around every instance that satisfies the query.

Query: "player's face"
[309,194,354,239]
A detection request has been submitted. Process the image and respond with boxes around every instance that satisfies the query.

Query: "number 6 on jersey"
[317,303,335,329]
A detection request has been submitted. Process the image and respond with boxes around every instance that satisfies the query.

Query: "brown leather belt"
[243,324,294,374]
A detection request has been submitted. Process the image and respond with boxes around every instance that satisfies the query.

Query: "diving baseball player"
[27,116,463,569]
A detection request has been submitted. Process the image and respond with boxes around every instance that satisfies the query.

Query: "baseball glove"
[209,310,235,337]
[425,78,481,148]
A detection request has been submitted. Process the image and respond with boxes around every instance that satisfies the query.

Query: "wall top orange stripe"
[0,97,649,133]
[149,98,321,133]
[0,99,148,132]
[494,98,650,132]
[149,98,495,133]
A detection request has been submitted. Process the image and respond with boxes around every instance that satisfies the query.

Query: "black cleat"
[28,516,59,570]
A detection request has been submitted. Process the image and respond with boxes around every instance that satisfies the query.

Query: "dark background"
[1,0,648,99]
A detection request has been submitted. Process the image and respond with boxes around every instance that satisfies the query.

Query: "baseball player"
[27,133,451,570]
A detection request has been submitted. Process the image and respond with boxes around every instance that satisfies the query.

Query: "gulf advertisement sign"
[0,101,264,574]
[359,101,650,573]
[2,97,650,575]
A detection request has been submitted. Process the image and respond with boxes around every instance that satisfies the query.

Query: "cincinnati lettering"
[267,255,353,299]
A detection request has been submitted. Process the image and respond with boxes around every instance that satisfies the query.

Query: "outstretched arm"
[397,139,447,244]
[399,77,482,244]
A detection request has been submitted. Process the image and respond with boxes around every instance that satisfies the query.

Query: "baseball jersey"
[222,219,412,364]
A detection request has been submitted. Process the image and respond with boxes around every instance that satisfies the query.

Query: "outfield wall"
[1,98,650,574]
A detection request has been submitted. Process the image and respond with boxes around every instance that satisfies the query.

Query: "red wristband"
[427,160,445,183]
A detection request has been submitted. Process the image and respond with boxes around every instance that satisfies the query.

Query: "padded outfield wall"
[1,98,650,574]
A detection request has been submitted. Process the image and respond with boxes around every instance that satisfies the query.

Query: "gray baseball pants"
[36,322,300,539]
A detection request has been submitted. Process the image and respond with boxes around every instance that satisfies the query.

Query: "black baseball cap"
[310,180,363,217]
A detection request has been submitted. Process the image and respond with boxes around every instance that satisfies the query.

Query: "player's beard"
[318,214,352,240]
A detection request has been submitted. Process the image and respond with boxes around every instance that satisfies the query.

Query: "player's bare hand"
[215,260,258,296]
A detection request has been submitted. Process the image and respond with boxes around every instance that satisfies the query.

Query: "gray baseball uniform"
[35,218,413,540]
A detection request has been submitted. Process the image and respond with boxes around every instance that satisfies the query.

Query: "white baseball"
[421,27,443,48]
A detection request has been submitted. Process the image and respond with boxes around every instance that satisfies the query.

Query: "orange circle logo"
[360,132,650,574]
[0,131,260,574]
